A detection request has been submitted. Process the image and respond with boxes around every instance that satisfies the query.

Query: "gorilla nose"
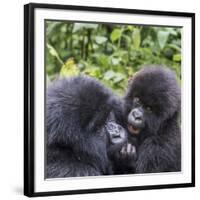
[132,109,143,120]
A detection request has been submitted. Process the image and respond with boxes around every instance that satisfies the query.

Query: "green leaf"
[127,25,134,31]
[98,55,109,68]
[104,70,116,80]
[132,28,141,49]
[173,54,181,62]
[157,31,170,49]
[60,24,67,33]
[113,73,125,83]
[95,36,107,44]
[110,29,122,42]
[122,35,131,44]
[166,44,181,52]
[60,58,79,77]
[46,43,64,65]
[111,57,120,65]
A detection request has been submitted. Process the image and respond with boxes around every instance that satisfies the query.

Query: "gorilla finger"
[120,146,127,155]
[127,143,132,153]
[131,145,136,154]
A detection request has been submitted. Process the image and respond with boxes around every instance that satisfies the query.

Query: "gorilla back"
[46,76,116,178]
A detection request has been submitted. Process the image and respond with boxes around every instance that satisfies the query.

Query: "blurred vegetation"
[46,21,181,95]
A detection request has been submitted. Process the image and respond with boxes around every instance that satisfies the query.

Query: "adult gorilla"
[122,66,181,173]
[46,75,127,178]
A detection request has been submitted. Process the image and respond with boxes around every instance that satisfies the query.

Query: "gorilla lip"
[128,124,141,135]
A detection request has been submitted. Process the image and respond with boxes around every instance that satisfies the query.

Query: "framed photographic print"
[24,3,195,197]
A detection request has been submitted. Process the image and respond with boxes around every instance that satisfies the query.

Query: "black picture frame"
[24,3,195,197]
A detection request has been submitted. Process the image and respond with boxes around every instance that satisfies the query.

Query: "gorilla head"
[46,75,127,178]
[124,66,181,139]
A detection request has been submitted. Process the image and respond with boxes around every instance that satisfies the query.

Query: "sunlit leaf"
[132,28,141,49]
[111,57,120,65]
[95,36,107,44]
[60,24,67,33]
[173,54,181,62]
[127,25,134,31]
[157,31,170,49]
[60,58,79,77]
[111,29,122,42]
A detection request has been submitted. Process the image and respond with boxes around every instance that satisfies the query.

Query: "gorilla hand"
[120,143,137,159]
[105,120,137,174]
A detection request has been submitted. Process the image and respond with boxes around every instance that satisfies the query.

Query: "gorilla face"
[125,66,181,137]
[127,97,146,135]
[126,96,160,136]
[104,111,127,146]
[105,121,127,145]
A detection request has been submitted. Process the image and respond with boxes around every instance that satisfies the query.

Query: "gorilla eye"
[146,106,152,112]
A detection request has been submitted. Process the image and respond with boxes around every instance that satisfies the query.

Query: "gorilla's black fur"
[46,75,126,178]
[123,66,181,173]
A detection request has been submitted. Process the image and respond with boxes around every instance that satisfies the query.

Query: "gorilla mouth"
[128,124,141,135]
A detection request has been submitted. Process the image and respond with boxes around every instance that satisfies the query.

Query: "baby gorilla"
[106,112,137,174]
[46,75,127,178]
[123,66,181,173]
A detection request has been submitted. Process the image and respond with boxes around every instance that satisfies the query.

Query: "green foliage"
[46,21,181,95]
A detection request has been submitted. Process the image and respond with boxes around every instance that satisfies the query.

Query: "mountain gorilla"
[122,66,181,173]
[46,75,127,178]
